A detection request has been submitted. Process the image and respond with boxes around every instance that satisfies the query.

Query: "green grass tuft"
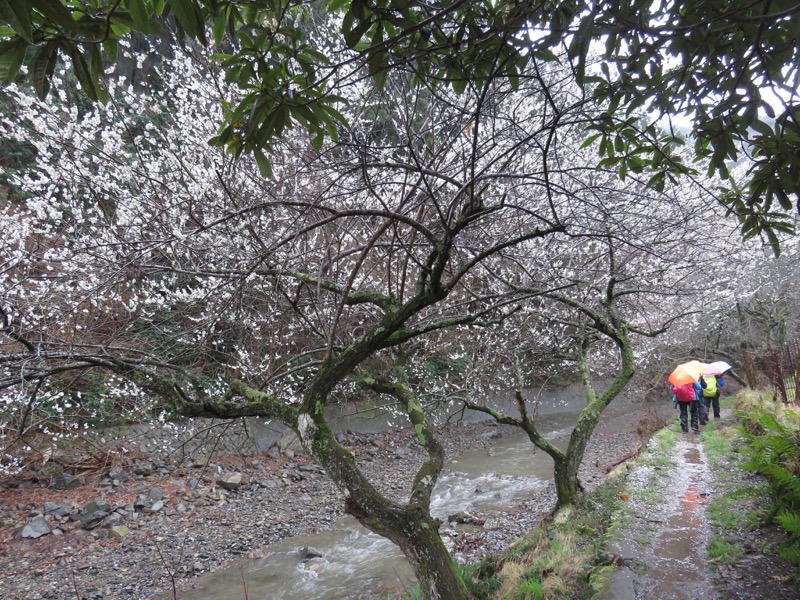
[707,537,743,565]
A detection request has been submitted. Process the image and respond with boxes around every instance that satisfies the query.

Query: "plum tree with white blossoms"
[1,39,648,597]
[4,0,798,245]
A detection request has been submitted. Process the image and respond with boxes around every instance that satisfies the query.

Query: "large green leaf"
[30,0,77,31]
[0,0,33,42]
[64,41,99,101]
[31,41,59,99]
[0,37,26,82]
[126,0,152,32]
[168,0,205,42]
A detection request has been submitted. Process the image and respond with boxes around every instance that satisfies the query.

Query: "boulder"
[15,517,51,539]
[299,546,324,560]
[277,431,303,455]
[216,472,243,491]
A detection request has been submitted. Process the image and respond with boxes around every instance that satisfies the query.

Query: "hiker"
[671,380,701,433]
[699,373,725,424]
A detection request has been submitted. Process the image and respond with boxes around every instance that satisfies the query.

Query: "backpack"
[702,375,718,397]
[674,383,696,402]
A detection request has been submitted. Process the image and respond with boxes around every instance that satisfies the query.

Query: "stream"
[182,390,643,599]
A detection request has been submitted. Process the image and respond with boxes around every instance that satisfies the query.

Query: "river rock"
[132,461,154,476]
[52,474,84,490]
[109,525,130,540]
[79,500,112,528]
[299,546,324,560]
[217,473,243,491]
[447,511,485,526]
[43,502,71,518]
[104,512,123,526]
[16,517,52,539]
[107,466,130,483]
[303,558,326,573]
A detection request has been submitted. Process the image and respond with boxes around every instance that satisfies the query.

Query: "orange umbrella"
[668,360,711,386]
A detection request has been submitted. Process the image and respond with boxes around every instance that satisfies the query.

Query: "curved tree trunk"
[306,394,469,600]
[346,499,468,600]
[551,328,636,508]
[467,293,640,511]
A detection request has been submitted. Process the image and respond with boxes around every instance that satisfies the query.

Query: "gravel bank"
[0,402,662,599]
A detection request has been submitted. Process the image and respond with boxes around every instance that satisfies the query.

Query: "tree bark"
[346,498,468,600]
[304,392,469,599]
[550,330,635,508]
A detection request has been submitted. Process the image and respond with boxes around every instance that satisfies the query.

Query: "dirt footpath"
[600,414,800,600]
[602,435,715,600]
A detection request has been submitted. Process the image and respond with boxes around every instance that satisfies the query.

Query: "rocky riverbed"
[0,404,661,600]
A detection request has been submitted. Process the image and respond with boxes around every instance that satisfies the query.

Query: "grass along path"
[699,403,799,600]
[596,397,799,600]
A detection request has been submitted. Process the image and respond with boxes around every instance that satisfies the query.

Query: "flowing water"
[183,390,642,599]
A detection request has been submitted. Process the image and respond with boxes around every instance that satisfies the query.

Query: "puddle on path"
[604,437,717,600]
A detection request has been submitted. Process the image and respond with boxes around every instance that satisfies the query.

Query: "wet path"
[603,436,717,600]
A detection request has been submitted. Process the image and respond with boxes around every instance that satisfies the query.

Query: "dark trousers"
[699,397,710,424]
[679,400,700,432]
[703,393,720,419]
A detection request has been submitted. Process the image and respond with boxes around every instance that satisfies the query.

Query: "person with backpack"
[699,373,725,424]
[671,380,701,433]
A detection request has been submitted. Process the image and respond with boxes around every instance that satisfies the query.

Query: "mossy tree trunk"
[317,374,470,599]
[466,281,645,509]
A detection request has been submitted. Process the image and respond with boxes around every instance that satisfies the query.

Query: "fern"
[736,404,800,562]
[762,463,800,505]
[778,545,800,565]
[776,510,800,536]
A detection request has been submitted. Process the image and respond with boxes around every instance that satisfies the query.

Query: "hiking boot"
[692,428,699,433]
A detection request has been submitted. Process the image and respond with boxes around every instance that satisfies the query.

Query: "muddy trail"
[602,419,799,600]
[604,435,714,599]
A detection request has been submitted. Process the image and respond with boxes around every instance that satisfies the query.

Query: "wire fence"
[739,339,800,404]
[771,340,798,404]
